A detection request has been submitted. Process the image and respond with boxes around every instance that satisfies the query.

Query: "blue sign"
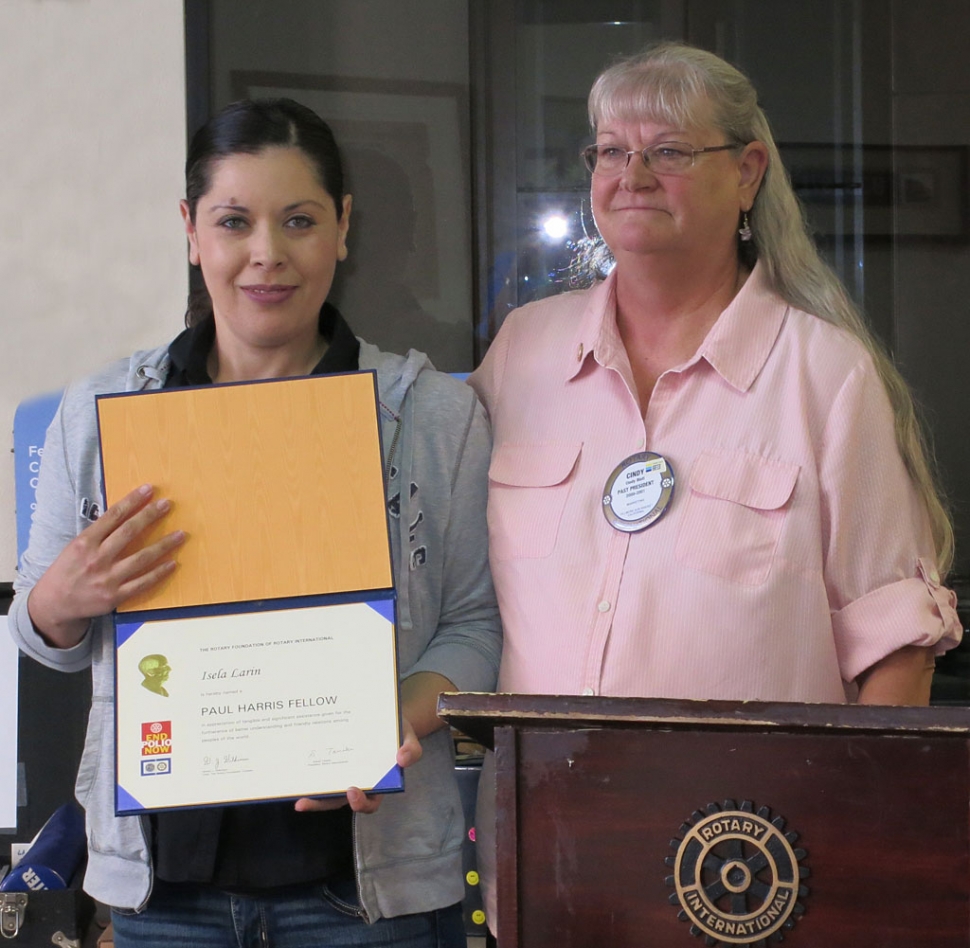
[13,391,63,566]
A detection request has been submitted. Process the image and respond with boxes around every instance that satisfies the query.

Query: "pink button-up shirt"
[470,264,960,704]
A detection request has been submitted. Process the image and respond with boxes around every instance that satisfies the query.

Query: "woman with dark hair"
[10,98,500,947]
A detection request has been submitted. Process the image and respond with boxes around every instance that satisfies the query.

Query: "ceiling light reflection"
[541,214,570,241]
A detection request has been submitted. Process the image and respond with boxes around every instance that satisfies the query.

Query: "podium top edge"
[437,692,970,749]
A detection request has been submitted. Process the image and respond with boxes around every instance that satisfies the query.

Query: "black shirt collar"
[165,302,360,388]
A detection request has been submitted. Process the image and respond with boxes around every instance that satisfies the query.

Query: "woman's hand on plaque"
[28,484,185,649]
[294,717,421,815]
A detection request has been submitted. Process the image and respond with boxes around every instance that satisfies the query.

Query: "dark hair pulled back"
[184,98,345,327]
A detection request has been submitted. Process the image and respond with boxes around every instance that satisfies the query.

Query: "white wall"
[0,0,187,580]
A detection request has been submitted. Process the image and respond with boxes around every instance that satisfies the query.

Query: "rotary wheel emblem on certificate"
[665,800,810,946]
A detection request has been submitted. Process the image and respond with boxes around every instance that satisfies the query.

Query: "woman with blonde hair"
[470,41,960,930]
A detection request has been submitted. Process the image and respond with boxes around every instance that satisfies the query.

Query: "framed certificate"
[97,372,401,813]
[114,597,401,813]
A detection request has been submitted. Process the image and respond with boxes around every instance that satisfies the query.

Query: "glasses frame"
[581,141,743,177]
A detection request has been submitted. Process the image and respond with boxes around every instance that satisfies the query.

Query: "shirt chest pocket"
[488,441,582,561]
[675,451,799,586]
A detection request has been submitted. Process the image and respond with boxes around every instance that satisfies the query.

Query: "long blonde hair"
[588,42,953,574]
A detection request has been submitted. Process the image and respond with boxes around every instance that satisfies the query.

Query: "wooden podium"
[438,693,970,948]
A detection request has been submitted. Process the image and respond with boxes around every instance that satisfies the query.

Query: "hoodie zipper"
[349,817,370,922]
[384,413,403,477]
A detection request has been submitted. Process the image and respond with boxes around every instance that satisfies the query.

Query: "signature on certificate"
[307,746,353,766]
[202,753,252,774]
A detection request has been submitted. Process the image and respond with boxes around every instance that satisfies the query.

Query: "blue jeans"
[111,878,466,948]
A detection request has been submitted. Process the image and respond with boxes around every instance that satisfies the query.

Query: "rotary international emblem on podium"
[666,800,810,946]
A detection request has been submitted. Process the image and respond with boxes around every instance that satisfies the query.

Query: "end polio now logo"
[141,721,172,756]
[140,721,173,777]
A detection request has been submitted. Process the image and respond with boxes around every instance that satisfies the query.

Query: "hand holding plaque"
[26,484,185,651]
[99,372,402,815]
[294,716,422,815]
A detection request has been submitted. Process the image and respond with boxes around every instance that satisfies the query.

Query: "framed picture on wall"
[780,143,969,241]
[230,72,474,371]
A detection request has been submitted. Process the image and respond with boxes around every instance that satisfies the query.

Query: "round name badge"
[601,451,675,533]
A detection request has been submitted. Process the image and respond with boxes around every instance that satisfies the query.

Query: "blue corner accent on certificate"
[373,764,404,792]
[116,784,145,816]
[115,618,145,649]
[366,599,395,624]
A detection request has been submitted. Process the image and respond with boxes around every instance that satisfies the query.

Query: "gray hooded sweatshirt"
[9,338,501,921]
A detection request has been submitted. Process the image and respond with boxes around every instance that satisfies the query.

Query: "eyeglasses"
[581,141,742,177]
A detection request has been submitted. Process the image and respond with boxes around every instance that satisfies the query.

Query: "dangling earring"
[738,211,753,242]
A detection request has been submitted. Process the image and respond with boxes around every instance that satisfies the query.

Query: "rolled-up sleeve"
[821,358,962,683]
[832,560,961,683]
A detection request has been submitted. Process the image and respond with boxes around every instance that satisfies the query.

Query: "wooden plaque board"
[97,371,392,612]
